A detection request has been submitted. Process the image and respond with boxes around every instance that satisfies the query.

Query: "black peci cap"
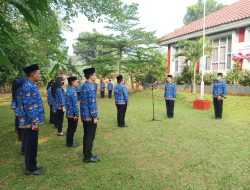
[217,73,223,77]
[83,68,95,77]
[167,74,173,78]
[116,75,123,82]
[67,76,77,84]
[23,64,39,75]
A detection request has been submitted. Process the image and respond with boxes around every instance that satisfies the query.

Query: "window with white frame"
[174,47,186,73]
[206,36,232,72]
[227,37,232,69]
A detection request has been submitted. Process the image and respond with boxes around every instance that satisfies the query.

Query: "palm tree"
[176,38,211,94]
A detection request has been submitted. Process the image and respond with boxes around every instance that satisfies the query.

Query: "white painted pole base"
[200,81,205,99]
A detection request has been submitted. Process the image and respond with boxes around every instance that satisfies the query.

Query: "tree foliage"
[0,0,123,87]
[74,3,163,88]
[183,0,224,25]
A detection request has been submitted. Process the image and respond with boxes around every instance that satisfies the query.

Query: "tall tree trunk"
[130,74,134,89]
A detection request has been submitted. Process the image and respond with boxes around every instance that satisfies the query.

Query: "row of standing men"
[11,65,128,176]
[11,65,227,176]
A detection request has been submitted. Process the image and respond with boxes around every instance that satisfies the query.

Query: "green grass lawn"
[1,90,250,190]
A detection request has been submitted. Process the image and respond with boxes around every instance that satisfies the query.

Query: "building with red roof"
[159,0,250,75]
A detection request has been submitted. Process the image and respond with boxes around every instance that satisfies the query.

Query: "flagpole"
[200,0,206,99]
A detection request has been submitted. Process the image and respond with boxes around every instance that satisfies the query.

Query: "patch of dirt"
[103,132,113,140]
[39,137,49,144]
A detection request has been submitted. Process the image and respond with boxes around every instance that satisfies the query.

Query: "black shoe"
[67,143,78,148]
[215,117,222,120]
[120,125,128,128]
[84,156,99,163]
[57,132,64,136]
[72,143,79,148]
[36,166,43,171]
[92,155,101,161]
[25,169,42,176]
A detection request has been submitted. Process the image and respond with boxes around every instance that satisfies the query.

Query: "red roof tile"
[159,0,250,42]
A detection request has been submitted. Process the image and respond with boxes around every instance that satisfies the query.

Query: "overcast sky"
[63,0,238,55]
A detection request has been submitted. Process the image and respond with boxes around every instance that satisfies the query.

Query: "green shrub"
[174,66,192,85]
[226,70,243,85]
[239,71,250,86]
[203,73,217,85]
[175,66,216,85]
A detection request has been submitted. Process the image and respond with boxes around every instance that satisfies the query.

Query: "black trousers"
[66,118,78,146]
[165,100,175,118]
[23,128,38,172]
[15,117,24,153]
[83,120,97,159]
[100,90,105,98]
[116,104,127,127]
[54,109,64,133]
[108,90,112,98]
[49,105,55,124]
[213,97,223,119]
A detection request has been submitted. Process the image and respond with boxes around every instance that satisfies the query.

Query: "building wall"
[167,27,250,76]
[169,46,176,75]
[244,27,250,70]
[246,27,250,41]
[232,27,250,70]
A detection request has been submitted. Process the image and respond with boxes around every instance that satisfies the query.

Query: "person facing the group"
[212,73,227,119]
[52,77,66,136]
[80,68,100,163]
[46,80,55,124]
[114,75,128,128]
[107,79,114,98]
[100,79,105,98]
[18,64,45,175]
[11,77,26,155]
[65,76,79,147]
[164,74,176,119]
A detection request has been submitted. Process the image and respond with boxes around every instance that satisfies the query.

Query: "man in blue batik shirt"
[11,77,26,155]
[19,64,45,176]
[52,77,66,136]
[46,80,55,124]
[164,75,176,119]
[80,68,100,163]
[212,73,227,119]
[114,75,128,128]
[100,79,106,98]
[65,76,79,147]
[107,79,114,98]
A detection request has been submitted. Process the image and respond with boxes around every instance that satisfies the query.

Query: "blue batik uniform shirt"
[18,79,45,127]
[47,86,53,106]
[212,80,227,97]
[80,81,98,120]
[164,82,177,100]
[100,82,105,91]
[114,84,128,105]
[52,87,65,112]
[76,85,81,101]
[66,86,79,117]
[11,77,26,117]
[107,82,114,91]
[11,88,24,117]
